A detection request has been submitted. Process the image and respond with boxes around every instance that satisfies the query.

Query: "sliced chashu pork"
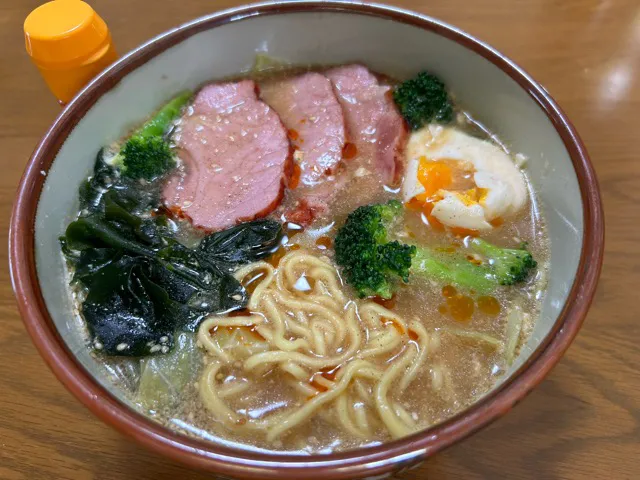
[285,65,408,225]
[163,80,291,231]
[326,64,407,184]
[260,72,346,186]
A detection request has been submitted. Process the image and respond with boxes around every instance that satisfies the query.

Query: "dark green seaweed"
[198,219,283,271]
[62,151,283,357]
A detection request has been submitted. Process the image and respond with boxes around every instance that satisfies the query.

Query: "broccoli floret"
[469,238,537,286]
[118,91,192,180]
[334,202,536,298]
[120,136,174,180]
[334,201,416,299]
[393,71,454,130]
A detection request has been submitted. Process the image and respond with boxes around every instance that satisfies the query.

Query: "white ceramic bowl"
[10,2,603,479]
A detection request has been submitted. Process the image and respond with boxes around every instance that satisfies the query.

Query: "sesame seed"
[150,345,161,353]
[116,343,128,351]
[159,336,169,343]
[161,345,170,354]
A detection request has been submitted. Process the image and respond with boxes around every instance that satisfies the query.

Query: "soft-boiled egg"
[402,125,527,232]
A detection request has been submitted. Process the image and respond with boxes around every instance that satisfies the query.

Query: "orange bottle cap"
[24,0,111,66]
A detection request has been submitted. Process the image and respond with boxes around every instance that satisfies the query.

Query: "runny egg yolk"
[407,157,479,232]
[417,158,452,199]
[453,187,489,206]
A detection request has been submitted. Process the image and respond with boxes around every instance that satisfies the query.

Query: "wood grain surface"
[1,0,638,478]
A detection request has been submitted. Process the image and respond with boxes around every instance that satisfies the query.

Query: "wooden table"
[1,0,638,478]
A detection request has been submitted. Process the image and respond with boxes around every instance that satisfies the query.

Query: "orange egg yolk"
[417,158,453,198]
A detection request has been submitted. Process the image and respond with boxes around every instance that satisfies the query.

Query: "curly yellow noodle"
[353,402,371,433]
[336,394,367,438]
[197,250,438,443]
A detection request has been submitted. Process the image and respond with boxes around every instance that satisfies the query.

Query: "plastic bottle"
[24,0,117,104]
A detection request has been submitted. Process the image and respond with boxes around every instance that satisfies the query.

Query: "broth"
[62,63,549,454]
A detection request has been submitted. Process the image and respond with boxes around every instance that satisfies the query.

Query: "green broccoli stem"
[411,247,495,294]
[469,237,536,286]
[135,90,193,140]
[468,237,501,258]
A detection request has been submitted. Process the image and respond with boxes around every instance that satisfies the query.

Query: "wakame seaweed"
[199,219,284,271]
[78,149,161,215]
[62,151,283,357]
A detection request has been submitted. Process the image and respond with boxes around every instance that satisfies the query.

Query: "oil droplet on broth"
[267,244,301,267]
[439,285,474,322]
[442,285,457,298]
[372,295,397,310]
[315,236,332,250]
[380,316,405,335]
[447,294,475,322]
[477,296,501,316]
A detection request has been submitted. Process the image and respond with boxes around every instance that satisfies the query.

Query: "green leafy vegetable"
[393,71,454,130]
[334,201,536,298]
[63,206,245,355]
[137,332,201,410]
[252,53,291,73]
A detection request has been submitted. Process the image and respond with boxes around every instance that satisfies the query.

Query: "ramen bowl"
[10,1,603,479]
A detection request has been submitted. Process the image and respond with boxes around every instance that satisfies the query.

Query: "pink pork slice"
[259,72,345,185]
[163,80,291,231]
[325,64,407,184]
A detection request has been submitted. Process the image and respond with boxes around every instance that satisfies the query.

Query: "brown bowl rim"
[9,1,604,479]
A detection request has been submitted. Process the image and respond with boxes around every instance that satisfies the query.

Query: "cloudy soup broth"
[61,59,548,453]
